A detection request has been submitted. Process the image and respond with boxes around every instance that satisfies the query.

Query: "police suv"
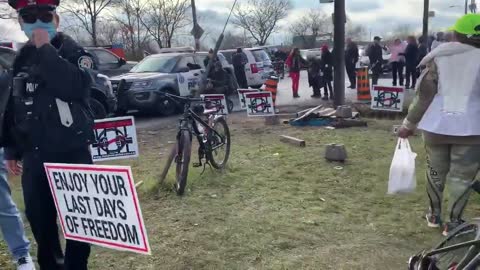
[110,51,237,116]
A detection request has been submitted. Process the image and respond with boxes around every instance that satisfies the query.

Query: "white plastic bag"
[388,138,417,194]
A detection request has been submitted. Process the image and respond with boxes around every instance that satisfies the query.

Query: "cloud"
[346,0,381,13]
[0,0,467,45]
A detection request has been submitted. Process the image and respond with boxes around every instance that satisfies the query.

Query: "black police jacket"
[0,70,10,146]
[2,33,95,160]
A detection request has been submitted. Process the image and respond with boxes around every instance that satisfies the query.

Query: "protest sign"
[201,94,228,115]
[237,89,259,110]
[44,163,150,255]
[91,116,139,162]
[245,91,275,117]
[371,86,405,112]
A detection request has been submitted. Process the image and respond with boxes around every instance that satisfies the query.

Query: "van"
[220,48,274,88]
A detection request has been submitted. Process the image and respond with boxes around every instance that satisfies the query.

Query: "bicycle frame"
[177,101,227,157]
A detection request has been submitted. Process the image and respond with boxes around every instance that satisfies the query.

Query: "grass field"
[1,115,479,269]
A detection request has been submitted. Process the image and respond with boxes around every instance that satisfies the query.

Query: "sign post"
[91,116,139,162]
[201,94,229,115]
[44,163,150,254]
[245,92,275,117]
[370,86,405,112]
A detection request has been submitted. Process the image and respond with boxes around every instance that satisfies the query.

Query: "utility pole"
[191,0,203,51]
[423,0,429,48]
[333,0,346,106]
[466,0,469,14]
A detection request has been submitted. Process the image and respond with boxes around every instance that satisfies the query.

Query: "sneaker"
[17,256,35,270]
[443,220,465,237]
[426,214,442,228]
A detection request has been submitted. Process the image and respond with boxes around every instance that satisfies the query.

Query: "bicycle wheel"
[432,223,480,269]
[175,130,192,195]
[206,118,231,170]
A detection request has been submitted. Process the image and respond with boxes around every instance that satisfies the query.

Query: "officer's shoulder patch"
[78,55,94,69]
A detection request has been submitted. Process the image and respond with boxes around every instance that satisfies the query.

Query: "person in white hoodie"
[398,14,480,236]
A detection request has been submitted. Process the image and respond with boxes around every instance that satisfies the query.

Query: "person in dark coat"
[418,36,428,64]
[320,45,334,100]
[286,48,307,98]
[204,48,214,68]
[403,36,419,89]
[367,36,384,85]
[307,56,323,98]
[417,36,429,77]
[232,48,248,88]
[4,0,95,269]
[345,38,359,89]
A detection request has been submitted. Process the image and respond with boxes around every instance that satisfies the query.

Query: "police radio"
[12,72,36,123]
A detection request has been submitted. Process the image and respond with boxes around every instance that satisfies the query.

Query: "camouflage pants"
[425,143,480,223]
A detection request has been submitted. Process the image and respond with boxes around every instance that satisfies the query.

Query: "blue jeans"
[0,148,30,260]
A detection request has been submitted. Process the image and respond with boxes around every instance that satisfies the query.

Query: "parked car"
[110,51,238,116]
[219,47,274,88]
[0,46,116,119]
[85,47,137,77]
[359,45,392,73]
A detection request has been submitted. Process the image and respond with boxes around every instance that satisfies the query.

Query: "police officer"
[367,36,384,85]
[3,0,95,269]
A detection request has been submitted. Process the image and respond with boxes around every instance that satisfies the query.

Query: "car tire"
[89,98,107,119]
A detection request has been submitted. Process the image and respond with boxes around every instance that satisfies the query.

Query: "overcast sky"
[196,0,466,43]
[0,0,468,44]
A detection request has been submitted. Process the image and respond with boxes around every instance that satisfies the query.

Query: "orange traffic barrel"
[264,75,279,107]
[356,67,371,102]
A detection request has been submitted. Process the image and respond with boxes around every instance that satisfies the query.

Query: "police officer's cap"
[8,0,59,11]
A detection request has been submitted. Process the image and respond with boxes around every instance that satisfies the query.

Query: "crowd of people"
[281,29,462,100]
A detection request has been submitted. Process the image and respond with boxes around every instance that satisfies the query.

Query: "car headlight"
[131,80,155,90]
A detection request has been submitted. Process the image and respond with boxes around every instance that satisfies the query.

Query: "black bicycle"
[159,93,231,195]
[408,181,480,270]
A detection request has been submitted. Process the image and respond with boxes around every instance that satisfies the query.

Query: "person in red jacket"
[286,48,307,98]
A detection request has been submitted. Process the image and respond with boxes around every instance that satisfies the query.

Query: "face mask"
[22,20,57,41]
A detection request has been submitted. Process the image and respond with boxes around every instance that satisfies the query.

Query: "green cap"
[449,14,480,36]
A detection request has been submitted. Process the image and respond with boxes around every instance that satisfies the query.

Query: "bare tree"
[289,9,331,38]
[141,0,190,48]
[62,0,117,46]
[234,0,292,46]
[220,31,250,49]
[114,0,149,59]
[97,21,122,45]
[346,24,367,41]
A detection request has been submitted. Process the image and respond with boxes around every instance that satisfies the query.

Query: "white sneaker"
[17,256,36,270]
